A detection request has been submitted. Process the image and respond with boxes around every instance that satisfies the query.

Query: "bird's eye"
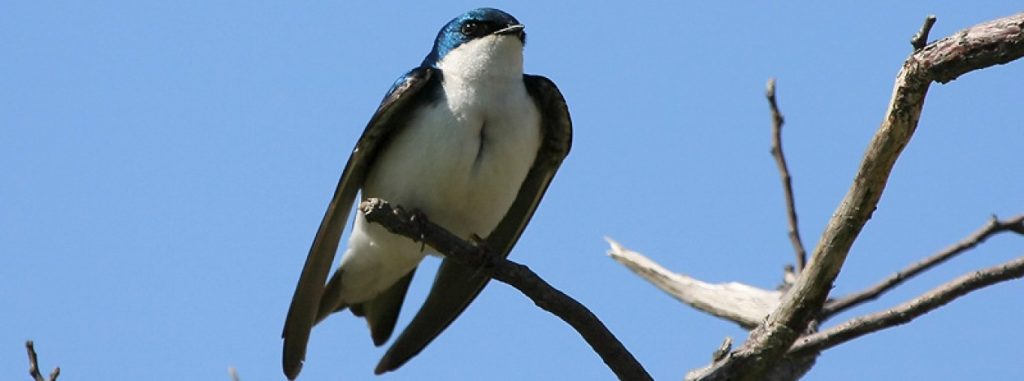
[461,21,481,36]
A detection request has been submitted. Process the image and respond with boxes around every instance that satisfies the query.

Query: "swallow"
[282,8,572,378]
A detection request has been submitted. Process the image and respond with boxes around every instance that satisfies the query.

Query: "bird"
[281,8,572,379]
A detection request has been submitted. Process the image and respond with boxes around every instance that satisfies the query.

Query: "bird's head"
[422,8,527,77]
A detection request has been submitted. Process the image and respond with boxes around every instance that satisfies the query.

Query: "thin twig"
[25,341,60,381]
[911,15,938,51]
[359,199,652,381]
[790,255,1024,355]
[712,337,733,362]
[766,78,807,272]
[823,214,1024,318]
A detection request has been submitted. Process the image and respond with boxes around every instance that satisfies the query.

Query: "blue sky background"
[3,2,1022,380]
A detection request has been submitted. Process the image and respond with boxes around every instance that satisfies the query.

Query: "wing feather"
[282,66,437,380]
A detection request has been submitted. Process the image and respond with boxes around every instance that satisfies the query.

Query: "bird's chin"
[494,25,526,44]
[497,33,526,47]
[437,35,524,80]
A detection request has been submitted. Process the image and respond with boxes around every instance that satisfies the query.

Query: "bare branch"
[921,14,1024,84]
[688,13,1024,381]
[911,15,938,51]
[824,214,1024,317]
[359,199,652,381]
[766,78,807,272]
[607,239,780,328]
[25,341,59,381]
[790,255,1024,355]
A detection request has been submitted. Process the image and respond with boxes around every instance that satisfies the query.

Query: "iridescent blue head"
[422,8,526,67]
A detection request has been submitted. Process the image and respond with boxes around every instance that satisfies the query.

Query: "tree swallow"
[282,8,572,379]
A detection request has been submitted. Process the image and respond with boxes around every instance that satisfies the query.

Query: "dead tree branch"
[824,214,1024,318]
[791,255,1024,355]
[767,78,807,273]
[359,199,652,381]
[607,239,781,329]
[25,341,59,381]
[686,13,1024,381]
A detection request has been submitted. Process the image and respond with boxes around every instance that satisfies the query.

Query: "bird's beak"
[494,24,525,36]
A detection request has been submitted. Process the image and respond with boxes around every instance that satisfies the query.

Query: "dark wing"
[375,74,573,374]
[282,66,437,380]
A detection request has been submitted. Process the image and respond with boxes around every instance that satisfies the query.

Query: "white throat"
[436,35,524,82]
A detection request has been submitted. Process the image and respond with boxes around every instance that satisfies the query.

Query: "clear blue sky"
[3,2,1022,380]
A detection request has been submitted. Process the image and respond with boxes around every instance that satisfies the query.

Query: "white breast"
[365,74,541,238]
[335,34,542,303]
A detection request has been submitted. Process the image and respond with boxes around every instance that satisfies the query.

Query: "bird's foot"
[467,233,499,272]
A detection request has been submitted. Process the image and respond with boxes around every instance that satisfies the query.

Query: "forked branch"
[823,214,1024,318]
[687,13,1024,381]
[25,341,59,381]
[791,255,1024,355]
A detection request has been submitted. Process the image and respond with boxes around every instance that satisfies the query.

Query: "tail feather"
[315,267,417,347]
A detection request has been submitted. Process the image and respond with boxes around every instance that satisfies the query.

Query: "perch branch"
[791,255,1024,355]
[687,13,1024,381]
[607,239,780,328]
[25,341,59,381]
[824,214,1024,317]
[359,199,652,381]
[766,78,807,272]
